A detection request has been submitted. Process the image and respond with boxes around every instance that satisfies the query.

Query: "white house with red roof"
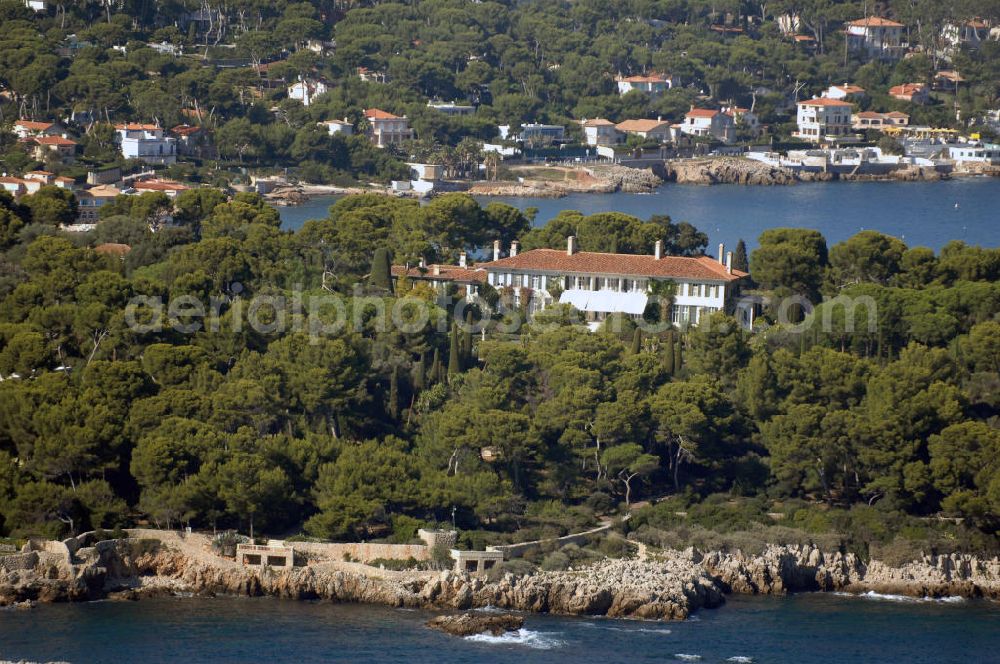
[287,78,328,106]
[824,84,867,101]
[615,118,672,142]
[889,83,930,105]
[681,108,736,143]
[580,119,624,146]
[13,119,64,139]
[28,135,78,163]
[483,237,746,329]
[845,17,906,60]
[114,123,177,164]
[615,73,676,96]
[364,108,413,147]
[795,98,854,142]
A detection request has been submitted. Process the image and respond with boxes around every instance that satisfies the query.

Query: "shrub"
[540,550,570,571]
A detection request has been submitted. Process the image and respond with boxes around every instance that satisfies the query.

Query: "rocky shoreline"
[2,532,998,620]
[658,156,949,186]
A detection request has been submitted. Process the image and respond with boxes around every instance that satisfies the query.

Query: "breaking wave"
[834,591,966,604]
[465,628,566,649]
[674,654,702,661]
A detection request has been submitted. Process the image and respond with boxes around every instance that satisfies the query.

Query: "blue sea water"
[277,178,1000,252]
[2,593,998,663]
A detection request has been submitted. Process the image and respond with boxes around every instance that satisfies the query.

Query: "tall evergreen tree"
[413,352,426,392]
[664,330,675,375]
[733,239,749,273]
[430,348,441,385]
[630,328,642,355]
[388,365,400,420]
[447,324,461,379]
[370,247,393,293]
[673,339,683,374]
[463,310,474,361]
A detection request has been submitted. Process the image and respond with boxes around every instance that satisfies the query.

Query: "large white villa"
[392,238,749,329]
[483,237,746,328]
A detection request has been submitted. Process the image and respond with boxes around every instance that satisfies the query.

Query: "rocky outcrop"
[697,544,1000,599]
[589,164,663,192]
[664,157,800,185]
[426,612,524,637]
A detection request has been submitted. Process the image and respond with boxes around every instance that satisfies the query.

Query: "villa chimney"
[419,257,426,268]
[567,235,578,256]
[718,243,725,264]
[433,265,441,276]
[725,251,733,274]
[510,240,519,257]
[493,239,501,262]
[654,240,663,260]
[458,251,467,268]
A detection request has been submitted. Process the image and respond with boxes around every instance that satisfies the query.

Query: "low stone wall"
[292,541,430,564]
[488,524,613,560]
[0,551,38,571]
[25,539,72,564]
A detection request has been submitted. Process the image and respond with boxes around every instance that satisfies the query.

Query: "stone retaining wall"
[0,551,38,571]
[292,541,430,563]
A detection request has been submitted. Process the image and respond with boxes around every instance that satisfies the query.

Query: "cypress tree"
[733,239,749,273]
[370,247,393,293]
[430,348,441,385]
[463,310,474,361]
[388,365,400,420]
[413,352,426,391]
[447,324,461,379]
[664,330,675,375]
[630,328,642,355]
[673,339,682,373]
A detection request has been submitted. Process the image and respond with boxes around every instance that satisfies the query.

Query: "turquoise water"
[277,179,1000,252]
[2,593,998,663]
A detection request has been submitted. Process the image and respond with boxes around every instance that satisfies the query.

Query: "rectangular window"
[531,275,541,290]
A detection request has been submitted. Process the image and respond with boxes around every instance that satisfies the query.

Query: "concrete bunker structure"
[236,542,294,568]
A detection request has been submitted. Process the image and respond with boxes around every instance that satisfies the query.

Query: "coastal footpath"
[3,530,999,619]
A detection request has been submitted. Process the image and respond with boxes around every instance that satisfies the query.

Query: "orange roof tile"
[34,136,77,145]
[169,124,202,136]
[364,108,401,119]
[847,17,904,28]
[484,249,746,282]
[581,118,616,127]
[799,97,853,107]
[617,73,672,83]
[15,120,55,130]
[134,179,188,191]
[615,119,670,132]
[115,123,161,131]
[686,108,720,118]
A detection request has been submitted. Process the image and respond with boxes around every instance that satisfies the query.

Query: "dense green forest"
[1,0,999,181]
[0,187,998,561]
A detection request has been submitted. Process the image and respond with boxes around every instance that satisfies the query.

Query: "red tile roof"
[581,118,616,127]
[365,108,401,119]
[15,120,55,130]
[134,179,188,192]
[847,17,904,28]
[686,108,720,118]
[799,97,853,107]
[391,265,487,283]
[889,83,926,96]
[484,249,747,282]
[34,136,77,146]
[169,124,202,136]
[830,84,866,95]
[617,73,672,83]
[616,119,670,132]
[115,123,161,131]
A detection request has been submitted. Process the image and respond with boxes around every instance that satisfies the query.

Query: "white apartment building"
[364,108,413,147]
[319,119,354,136]
[795,98,854,142]
[287,79,328,106]
[114,123,177,165]
[483,237,746,329]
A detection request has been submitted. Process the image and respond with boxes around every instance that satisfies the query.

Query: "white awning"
[559,289,648,315]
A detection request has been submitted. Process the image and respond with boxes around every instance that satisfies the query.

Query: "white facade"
[364,109,413,147]
[616,74,676,96]
[115,125,177,165]
[795,99,854,142]
[580,119,624,146]
[681,110,736,143]
[288,80,328,106]
[948,144,1000,165]
[845,17,906,60]
[427,101,475,115]
[483,238,744,330]
[319,119,354,136]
